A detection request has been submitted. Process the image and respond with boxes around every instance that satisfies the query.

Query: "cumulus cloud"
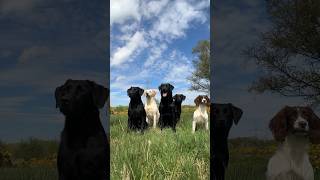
[110,0,209,67]
[110,0,141,25]
[18,46,51,63]
[111,31,147,67]
[149,1,207,41]
[0,0,41,14]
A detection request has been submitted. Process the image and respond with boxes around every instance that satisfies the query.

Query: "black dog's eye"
[223,109,228,114]
[214,109,219,114]
[64,85,71,91]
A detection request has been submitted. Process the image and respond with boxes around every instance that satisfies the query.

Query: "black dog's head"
[211,103,243,133]
[127,87,144,99]
[173,94,186,104]
[158,83,174,98]
[55,79,109,115]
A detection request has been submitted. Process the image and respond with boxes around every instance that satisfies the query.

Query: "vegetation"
[188,40,210,94]
[0,107,319,179]
[245,0,320,105]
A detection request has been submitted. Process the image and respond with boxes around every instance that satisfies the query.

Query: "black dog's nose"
[61,97,70,105]
[299,121,307,128]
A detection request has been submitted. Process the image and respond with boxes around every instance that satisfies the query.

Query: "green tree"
[245,0,320,105]
[188,40,210,93]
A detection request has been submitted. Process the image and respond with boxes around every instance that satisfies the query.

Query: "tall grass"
[110,109,210,180]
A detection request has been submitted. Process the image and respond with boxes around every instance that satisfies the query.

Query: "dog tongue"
[163,93,167,97]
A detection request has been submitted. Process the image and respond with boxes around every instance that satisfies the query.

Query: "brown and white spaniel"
[192,95,210,133]
[267,106,320,180]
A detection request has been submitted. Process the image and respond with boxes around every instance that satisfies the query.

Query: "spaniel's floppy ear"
[169,84,174,91]
[269,106,289,142]
[229,103,243,125]
[54,86,62,108]
[205,96,210,106]
[139,87,144,96]
[194,96,201,106]
[305,107,320,144]
[91,82,109,108]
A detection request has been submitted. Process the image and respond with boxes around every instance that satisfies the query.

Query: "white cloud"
[111,31,147,67]
[149,1,207,41]
[144,43,167,67]
[110,0,141,25]
[18,46,51,63]
[0,0,41,14]
[141,0,170,18]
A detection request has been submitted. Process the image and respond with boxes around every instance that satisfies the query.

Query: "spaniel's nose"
[299,121,307,128]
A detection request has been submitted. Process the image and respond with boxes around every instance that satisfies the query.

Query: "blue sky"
[110,0,210,106]
[0,0,108,142]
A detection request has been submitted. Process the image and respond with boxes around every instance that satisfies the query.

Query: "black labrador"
[55,79,109,180]
[211,103,243,180]
[173,94,186,122]
[127,87,148,132]
[158,83,177,132]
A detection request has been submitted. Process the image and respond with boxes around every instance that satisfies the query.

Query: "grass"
[0,106,319,179]
[110,107,210,180]
[0,167,57,180]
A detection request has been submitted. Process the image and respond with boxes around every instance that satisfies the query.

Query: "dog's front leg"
[205,120,209,130]
[192,120,196,133]
[153,114,157,128]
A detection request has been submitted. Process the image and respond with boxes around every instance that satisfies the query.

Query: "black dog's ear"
[229,103,243,125]
[173,94,177,100]
[169,84,174,91]
[158,84,163,91]
[127,87,131,97]
[55,86,62,108]
[182,95,186,101]
[91,82,109,108]
[139,88,144,96]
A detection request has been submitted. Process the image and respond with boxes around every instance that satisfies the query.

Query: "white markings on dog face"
[294,108,309,131]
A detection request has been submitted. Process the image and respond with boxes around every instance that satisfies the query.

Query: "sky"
[110,0,210,106]
[211,0,307,139]
[0,0,108,142]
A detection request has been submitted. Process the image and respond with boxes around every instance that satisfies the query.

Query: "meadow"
[0,106,319,179]
[110,106,210,180]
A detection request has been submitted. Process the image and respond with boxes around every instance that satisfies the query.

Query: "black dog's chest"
[58,136,107,179]
[128,103,145,116]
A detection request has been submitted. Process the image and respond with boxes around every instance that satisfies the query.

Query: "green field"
[110,106,320,180]
[110,107,210,180]
[0,106,319,179]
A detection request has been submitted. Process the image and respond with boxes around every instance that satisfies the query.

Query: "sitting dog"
[158,83,176,132]
[55,79,109,180]
[173,94,186,122]
[127,87,148,132]
[211,103,243,180]
[267,106,320,180]
[144,89,160,128]
[192,95,210,133]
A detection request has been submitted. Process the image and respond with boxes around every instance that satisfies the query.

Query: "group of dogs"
[54,79,320,180]
[127,83,210,133]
